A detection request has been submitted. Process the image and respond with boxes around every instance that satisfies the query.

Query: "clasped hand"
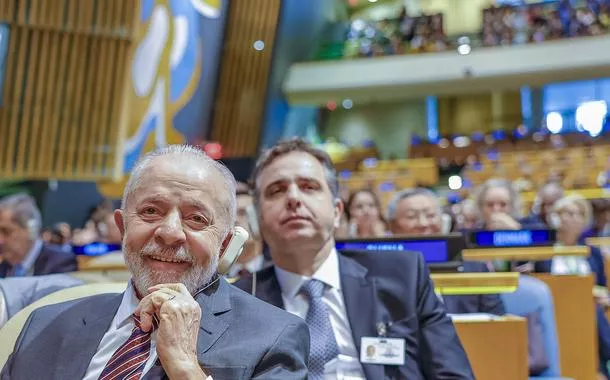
[134,283,208,380]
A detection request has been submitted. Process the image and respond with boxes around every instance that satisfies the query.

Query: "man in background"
[227,183,267,278]
[236,138,473,379]
[387,188,505,316]
[0,194,77,277]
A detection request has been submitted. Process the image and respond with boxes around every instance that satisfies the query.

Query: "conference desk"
[463,246,597,380]
[431,272,519,295]
[454,316,528,380]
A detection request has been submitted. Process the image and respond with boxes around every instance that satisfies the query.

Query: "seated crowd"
[0,138,609,378]
[325,0,610,61]
[483,0,610,47]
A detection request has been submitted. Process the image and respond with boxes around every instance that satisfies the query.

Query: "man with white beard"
[2,145,309,380]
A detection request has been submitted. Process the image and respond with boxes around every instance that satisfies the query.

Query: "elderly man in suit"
[234,138,473,379]
[386,188,506,316]
[0,194,77,277]
[2,145,309,380]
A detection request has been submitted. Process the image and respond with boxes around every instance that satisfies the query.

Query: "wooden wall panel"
[0,0,137,180]
[210,0,281,157]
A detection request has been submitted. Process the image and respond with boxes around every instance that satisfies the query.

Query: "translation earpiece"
[26,219,39,240]
[217,226,249,275]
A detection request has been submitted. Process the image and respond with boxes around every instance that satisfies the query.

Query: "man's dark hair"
[250,138,339,204]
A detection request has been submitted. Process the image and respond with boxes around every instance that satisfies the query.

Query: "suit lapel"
[55,293,123,380]
[254,267,284,309]
[339,254,384,380]
[197,277,233,354]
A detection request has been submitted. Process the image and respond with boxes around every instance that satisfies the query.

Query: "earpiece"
[26,219,39,240]
[217,226,250,275]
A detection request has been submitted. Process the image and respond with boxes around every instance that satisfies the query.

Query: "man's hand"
[134,283,208,380]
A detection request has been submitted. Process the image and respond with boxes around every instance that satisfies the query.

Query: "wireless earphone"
[217,226,249,275]
[26,219,39,240]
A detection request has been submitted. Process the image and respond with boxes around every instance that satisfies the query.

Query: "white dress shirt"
[9,239,43,276]
[275,249,365,380]
[82,283,159,380]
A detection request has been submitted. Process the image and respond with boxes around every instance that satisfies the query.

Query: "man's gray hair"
[386,187,440,222]
[122,145,237,235]
[0,193,42,239]
[475,178,523,219]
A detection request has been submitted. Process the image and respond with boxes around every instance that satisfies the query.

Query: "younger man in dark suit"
[0,194,77,277]
[235,138,474,379]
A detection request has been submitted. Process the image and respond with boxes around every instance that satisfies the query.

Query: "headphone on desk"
[217,226,250,275]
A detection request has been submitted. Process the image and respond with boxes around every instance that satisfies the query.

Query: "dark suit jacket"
[0,245,77,278]
[235,250,474,380]
[443,261,506,315]
[1,277,310,380]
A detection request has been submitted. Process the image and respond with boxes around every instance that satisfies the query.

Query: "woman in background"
[536,194,610,379]
[345,189,389,238]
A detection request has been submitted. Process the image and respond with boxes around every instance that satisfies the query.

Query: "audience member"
[387,187,443,235]
[535,194,610,377]
[522,181,565,227]
[235,138,474,379]
[476,178,524,230]
[2,145,310,379]
[387,188,506,316]
[345,189,388,237]
[227,183,267,278]
[0,194,77,277]
[456,199,480,231]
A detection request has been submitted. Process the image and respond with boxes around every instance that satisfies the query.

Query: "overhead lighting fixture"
[546,112,563,134]
[575,100,607,137]
[369,0,378,2]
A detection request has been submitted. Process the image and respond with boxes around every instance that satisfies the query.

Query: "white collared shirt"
[13,239,43,276]
[274,249,365,380]
[82,283,159,380]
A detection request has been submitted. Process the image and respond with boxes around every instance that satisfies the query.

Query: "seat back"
[0,282,126,369]
[501,275,561,377]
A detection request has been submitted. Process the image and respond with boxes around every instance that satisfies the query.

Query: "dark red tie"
[98,315,158,380]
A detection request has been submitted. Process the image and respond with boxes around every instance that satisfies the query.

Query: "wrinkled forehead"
[129,159,231,208]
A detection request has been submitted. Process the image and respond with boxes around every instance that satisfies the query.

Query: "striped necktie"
[98,314,158,380]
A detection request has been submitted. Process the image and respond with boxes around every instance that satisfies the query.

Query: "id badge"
[360,337,405,365]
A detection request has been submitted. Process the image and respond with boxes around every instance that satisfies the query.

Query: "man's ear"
[114,210,125,238]
[333,198,344,229]
[219,230,234,259]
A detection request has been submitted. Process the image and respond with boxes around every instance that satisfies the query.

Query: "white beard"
[123,236,219,296]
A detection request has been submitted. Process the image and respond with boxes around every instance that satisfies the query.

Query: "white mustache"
[140,241,194,263]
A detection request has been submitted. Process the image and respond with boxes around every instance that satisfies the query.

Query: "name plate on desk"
[336,234,465,264]
[468,229,555,248]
